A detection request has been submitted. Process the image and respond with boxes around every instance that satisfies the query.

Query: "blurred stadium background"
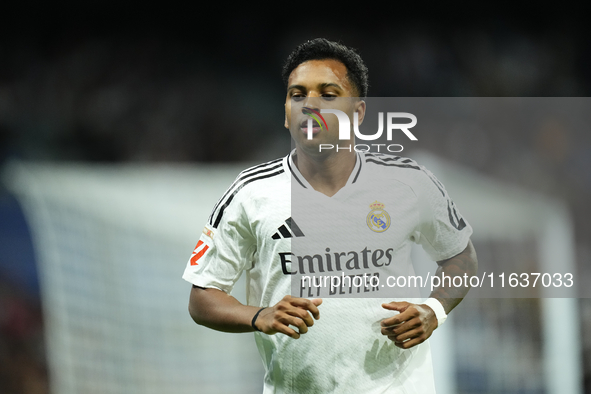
[0,8,590,394]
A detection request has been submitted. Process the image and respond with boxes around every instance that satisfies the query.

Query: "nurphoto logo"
[303,107,418,153]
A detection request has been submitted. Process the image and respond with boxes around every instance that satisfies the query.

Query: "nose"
[301,95,321,113]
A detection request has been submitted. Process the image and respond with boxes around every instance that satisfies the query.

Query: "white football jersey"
[183,150,472,394]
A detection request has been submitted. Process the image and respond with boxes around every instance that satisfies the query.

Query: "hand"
[255,295,322,339]
[380,301,438,349]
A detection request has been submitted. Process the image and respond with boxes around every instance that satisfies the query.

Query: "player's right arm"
[185,165,321,338]
[189,287,322,339]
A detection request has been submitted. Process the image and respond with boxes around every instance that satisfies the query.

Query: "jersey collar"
[286,149,364,190]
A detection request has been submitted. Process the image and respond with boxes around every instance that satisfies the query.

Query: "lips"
[299,107,328,136]
[300,118,321,135]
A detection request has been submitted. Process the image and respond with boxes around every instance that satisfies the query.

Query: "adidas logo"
[272,217,305,239]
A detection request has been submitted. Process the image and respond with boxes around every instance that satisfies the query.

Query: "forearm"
[429,239,478,314]
[189,285,260,333]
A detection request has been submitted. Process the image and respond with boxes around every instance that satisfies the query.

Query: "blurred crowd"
[0,15,590,393]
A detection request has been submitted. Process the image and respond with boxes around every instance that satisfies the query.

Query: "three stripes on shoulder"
[271,217,305,240]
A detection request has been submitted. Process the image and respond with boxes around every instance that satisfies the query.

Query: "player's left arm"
[380,239,478,349]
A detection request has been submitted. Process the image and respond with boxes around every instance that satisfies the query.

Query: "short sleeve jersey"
[183,150,472,394]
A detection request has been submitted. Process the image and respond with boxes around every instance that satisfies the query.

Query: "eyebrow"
[287,82,343,91]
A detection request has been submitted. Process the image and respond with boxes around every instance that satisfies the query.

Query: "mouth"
[298,107,327,137]
[299,118,322,135]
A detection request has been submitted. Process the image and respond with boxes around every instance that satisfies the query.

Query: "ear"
[355,100,366,125]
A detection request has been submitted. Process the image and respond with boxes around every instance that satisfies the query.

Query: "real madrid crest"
[367,201,391,233]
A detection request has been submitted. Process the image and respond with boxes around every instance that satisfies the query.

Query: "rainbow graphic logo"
[302,107,328,132]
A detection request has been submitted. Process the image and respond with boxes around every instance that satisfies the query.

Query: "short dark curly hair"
[282,38,369,98]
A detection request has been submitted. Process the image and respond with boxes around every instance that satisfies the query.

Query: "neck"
[293,148,357,197]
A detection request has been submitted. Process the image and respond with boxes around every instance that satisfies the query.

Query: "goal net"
[4,161,265,394]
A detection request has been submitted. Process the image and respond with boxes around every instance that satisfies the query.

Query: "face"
[284,59,365,155]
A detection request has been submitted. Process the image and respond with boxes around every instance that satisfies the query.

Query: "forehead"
[287,59,353,92]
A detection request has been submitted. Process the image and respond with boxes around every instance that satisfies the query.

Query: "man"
[183,38,477,393]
